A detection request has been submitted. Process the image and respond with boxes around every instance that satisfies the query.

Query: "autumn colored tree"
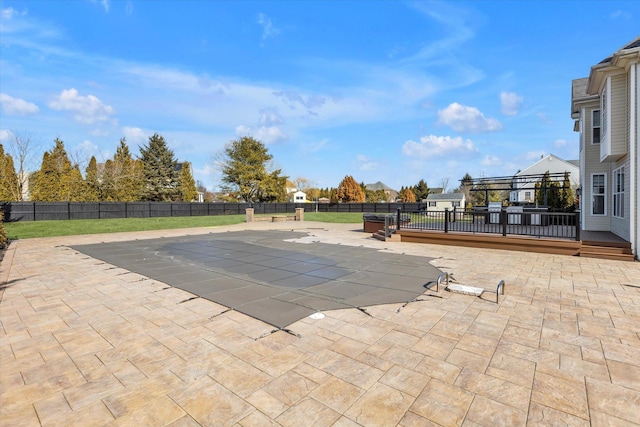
[139,133,179,201]
[399,186,416,202]
[178,161,198,202]
[336,175,365,202]
[0,210,7,248]
[106,138,144,201]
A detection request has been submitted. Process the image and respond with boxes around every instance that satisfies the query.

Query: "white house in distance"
[571,36,639,259]
[426,192,465,211]
[509,154,580,204]
[292,190,306,203]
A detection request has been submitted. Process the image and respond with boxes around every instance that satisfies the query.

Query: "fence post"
[444,208,449,233]
[501,208,507,236]
[452,206,456,223]
[575,210,581,241]
[396,208,401,232]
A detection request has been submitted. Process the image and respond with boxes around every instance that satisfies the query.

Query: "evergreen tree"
[218,136,288,202]
[560,171,575,210]
[0,145,19,201]
[178,161,198,202]
[30,138,80,201]
[413,179,430,202]
[336,175,365,202]
[0,210,7,248]
[139,133,179,201]
[110,138,144,201]
[84,156,101,202]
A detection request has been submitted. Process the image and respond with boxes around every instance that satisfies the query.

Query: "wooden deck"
[383,229,635,261]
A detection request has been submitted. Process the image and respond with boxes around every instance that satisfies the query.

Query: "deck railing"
[398,208,580,241]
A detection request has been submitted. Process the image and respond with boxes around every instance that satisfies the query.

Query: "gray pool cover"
[72,230,441,328]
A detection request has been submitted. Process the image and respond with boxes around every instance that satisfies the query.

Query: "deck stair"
[371,229,401,242]
[580,240,634,261]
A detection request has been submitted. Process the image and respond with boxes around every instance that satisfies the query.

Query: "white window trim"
[591,173,606,216]
[592,109,601,144]
[613,167,624,218]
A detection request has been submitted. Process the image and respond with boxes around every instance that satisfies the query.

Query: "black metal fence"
[0,202,425,222]
[400,208,580,241]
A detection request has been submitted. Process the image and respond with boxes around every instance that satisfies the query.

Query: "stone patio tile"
[558,354,611,382]
[238,409,281,427]
[586,377,640,424]
[276,397,340,427]
[32,392,72,426]
[331,416,363,427]
[292,362,330,384]
[589,410,640,427]
[262,371,318,406]
[106,395,186,426]
[455,332,500,358]
[607,359,640,391]
[398,411,440,427]
[328,336,369,358]
[410,379,473,426]
[318,352,385,390]
[486,352,535,389]
[454,368,530,411]
[446,348,491,372]
[531,371,588,420]
[496,340,559,368]
[379,365,430,397]
[526,402,589,427]
[465,394,527,426]
[177,381,254,426]
[309,375,364,413]
[344,382,415,426]
[246,389,290,419]
[355,350,395,372]
[379,345,425,370]
[414,354,462,384]
[602,340,640,365]
[0,402,46,427]
[213,358,273,398]
[501,324,541,348]
[166,415,204,427]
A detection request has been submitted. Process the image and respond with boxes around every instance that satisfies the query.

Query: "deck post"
[501,208,507,236]
[575,210,581,241]
[396,208,401,232]
[444,209,449,233]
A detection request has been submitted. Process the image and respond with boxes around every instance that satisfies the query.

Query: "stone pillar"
[295,208,304,221]
[245,208,254,222]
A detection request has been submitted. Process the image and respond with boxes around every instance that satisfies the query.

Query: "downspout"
[632,63,638,258]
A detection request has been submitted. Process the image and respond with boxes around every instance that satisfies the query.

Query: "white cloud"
[481,155,500,166]
[122,126,147,143]
[355,154,379,171]
[0,129,12,141]
[125,1,133,15]
[402,134,477,158]
[500,91,523,116]
[235,124,287,145]
[610,10,632,20]
[0,93,39,115]
[437,103,502,133]
[259,107,284,126]
[48,88,115,124]
[257,13,280,41]
[302,138,329,154]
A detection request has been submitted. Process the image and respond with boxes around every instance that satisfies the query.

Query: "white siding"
[610,156,631,240]
[583,103,611,231]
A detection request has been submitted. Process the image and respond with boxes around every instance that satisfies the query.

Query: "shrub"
[0,210,7,249]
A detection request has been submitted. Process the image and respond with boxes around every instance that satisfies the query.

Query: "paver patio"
[1,221,639,426]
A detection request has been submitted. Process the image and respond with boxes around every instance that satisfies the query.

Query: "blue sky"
[1,1,638,193]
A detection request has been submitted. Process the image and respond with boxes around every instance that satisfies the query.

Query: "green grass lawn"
[4,212,364,239]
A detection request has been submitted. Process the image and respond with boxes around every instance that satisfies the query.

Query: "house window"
[451,201,461,208]
[591,173,605,215]
[613,167,624,218]
[592,110,600,144]
[524,191,532,201]
[601,83,608,143]
[428,201,436,207]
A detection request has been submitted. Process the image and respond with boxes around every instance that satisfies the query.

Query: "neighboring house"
[509,154,580,204]
[365,181,397,201]
[292,190,306,203]
[571,36,639,258]
[426,193,466,211]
